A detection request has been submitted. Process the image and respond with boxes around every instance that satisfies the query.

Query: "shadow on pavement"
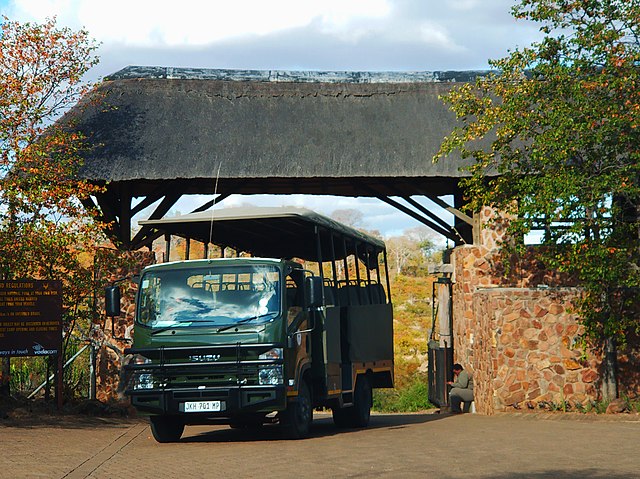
[180,411,451,443]
[0,414,142,429]
[477,470,633,479]
[0,398,141,429]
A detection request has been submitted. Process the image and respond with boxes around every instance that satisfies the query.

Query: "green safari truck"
[107,207,393,442]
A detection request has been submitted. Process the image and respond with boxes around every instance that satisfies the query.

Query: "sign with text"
[0,280,63,357]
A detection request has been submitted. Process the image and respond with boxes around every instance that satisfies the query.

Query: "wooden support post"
[119,185,133,249]
[453,189,474,245]
[165,234,171,263]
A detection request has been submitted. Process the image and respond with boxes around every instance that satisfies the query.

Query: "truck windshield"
[136,265,281,329]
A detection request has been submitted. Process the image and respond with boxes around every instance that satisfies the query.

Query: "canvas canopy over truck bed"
[139,206,386,268]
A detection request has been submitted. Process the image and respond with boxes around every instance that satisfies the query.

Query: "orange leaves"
[1,16,99,148]
[0,16,104,291]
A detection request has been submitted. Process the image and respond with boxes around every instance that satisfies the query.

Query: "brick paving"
[1,412,639,479]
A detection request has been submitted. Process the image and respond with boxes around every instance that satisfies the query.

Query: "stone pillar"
[451,206,611,414]
[472,288,600,413]
[92,248,155,403]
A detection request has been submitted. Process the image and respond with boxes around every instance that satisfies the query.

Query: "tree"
[330,209,364,228]
[387,227,436,277]
[0,17,101,396]
[436,0,640,399]
[404,226,436,259]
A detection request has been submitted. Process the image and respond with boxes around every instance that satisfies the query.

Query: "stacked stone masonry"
[451,207,639,415]
[92,248,156,403]
[473,288,600,413]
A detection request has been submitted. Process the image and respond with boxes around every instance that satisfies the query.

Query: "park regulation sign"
[0,280,63,357]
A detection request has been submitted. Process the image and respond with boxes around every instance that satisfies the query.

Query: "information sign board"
[0,280,63,357]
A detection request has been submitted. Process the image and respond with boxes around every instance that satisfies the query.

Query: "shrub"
[373,375,434,413]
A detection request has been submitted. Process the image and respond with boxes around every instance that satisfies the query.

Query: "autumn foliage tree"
[0,17,102,396]
[436,0,640,399]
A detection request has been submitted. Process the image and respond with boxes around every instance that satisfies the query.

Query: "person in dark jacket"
[447,363,474,413]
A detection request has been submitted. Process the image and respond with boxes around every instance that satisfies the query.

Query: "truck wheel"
[283,380,312,439]
[332,376,372,428]
[150,415,185,443]
[351,376,372,428]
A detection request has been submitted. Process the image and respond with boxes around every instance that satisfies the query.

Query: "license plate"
[183,401,223,412]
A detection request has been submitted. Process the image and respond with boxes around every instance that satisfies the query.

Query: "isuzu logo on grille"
[189,354,221,362]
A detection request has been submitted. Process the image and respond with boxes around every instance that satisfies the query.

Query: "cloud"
[161,194,453,241]
[8,0,393,46]
[5,0,540,64]
[418,21,464,51]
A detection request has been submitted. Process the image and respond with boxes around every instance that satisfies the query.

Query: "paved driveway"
[2,412,639,478]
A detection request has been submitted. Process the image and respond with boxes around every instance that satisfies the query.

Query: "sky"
[0,0,542,240]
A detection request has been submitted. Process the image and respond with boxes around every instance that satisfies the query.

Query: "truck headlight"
[134,372,154,390]
[258,348,283,385]
[258,366,283,385]
[128,355,154,390]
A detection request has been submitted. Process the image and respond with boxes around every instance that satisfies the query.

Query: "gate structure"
[61,66,638,413]
[61,66,484,249]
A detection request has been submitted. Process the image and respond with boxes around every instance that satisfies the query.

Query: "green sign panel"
[0,280,63,357]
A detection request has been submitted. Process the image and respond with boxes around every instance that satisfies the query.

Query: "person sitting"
[447,363,474,413]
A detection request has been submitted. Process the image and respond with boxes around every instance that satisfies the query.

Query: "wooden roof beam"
[398,195,452,231]
[130,192,181,249]
[190,192,232,213]
[375,195,457,242]
[424,194,473,226]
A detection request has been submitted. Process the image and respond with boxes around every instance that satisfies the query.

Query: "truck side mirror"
[105,285,121,317]
[305,276,323,308]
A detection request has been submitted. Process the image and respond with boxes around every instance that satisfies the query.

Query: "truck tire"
[351,376,372,428]
[150,415,185,443]
[283,380,312,439]
[332,376,372,429]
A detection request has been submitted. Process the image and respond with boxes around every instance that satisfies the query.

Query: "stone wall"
[451,207,640,414]
[473,288,601,413]
[92,248,155,403]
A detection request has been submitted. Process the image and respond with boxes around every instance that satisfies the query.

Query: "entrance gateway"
[61,66,485,408]
[63,67,639,414]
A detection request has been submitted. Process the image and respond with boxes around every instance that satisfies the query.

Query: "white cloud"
[9,0,393,46]
[449,0,479,11]
[419,21,464,51]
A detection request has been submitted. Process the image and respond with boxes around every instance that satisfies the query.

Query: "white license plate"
[183,401,223,412]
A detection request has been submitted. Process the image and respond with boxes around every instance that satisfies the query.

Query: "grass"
[373,375,435,413]
[538,396,640,414]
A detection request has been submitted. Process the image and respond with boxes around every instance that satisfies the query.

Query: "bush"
[9,341,90,400]
[373,375,434,413]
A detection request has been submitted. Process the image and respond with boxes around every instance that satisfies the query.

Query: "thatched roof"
[65,66,486,197]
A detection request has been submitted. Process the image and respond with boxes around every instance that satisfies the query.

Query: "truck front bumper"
[127,385,286,418]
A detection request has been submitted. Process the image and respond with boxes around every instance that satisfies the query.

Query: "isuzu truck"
[107,207,393,442]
